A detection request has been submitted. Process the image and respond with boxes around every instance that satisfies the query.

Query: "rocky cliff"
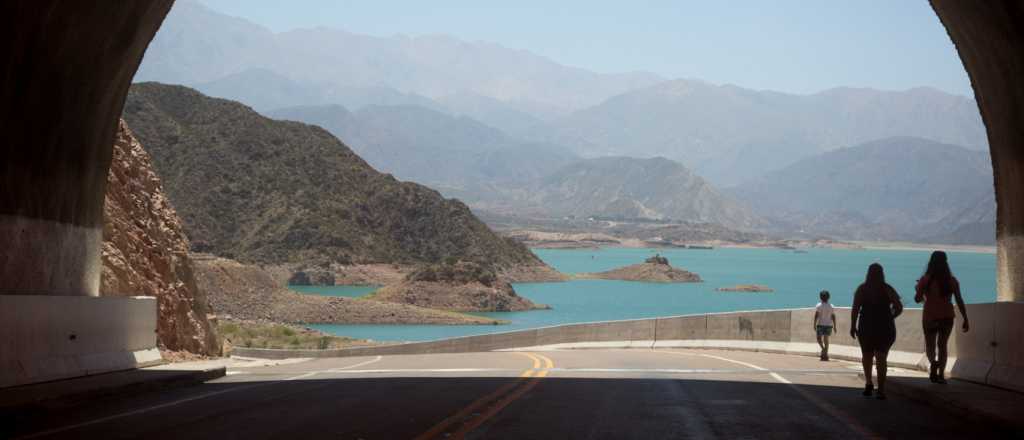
[100,120,220,355]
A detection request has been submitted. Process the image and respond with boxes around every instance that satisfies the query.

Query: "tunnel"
[0,0,1021,388]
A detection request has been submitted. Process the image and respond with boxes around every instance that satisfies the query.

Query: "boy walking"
[814,290,837,361]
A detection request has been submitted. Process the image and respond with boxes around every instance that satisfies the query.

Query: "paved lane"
[9,349,1012,439]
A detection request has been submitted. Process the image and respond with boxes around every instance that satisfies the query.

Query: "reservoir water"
[306,247,996,342]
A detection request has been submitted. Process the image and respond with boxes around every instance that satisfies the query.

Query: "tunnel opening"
[1,0,1023,399]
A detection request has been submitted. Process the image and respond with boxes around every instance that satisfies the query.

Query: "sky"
[197,0,973,97]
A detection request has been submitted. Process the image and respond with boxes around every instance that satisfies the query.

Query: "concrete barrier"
[990,302,1024,392]
[230,302,1024,392]
[0,295,161,388]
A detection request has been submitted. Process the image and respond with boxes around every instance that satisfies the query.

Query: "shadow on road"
[5,375,1014,439]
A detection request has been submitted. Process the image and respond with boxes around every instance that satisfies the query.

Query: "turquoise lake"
[306,247,996,342]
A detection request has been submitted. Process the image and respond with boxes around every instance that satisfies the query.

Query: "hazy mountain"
[436,92,550,138]
[548,80,987,185]
[516,157,761,230]
[122,83,547,269]
[731,137,994,244]
[192,68,444,113]
[137,1,663,119]
[267,104,580,189]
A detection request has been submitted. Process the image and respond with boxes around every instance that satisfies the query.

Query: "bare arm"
[953,278,970,332]
[813,310,820,329]
[888,286,904,318]
[831,313,837,332]
[914,278,926,303]
[850,289,861,339]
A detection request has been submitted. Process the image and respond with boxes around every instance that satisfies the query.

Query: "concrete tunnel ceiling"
[0,0,1022,301]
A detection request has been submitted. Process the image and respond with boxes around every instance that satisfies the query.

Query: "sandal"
[876,391,887,400]
[863,383,874,397]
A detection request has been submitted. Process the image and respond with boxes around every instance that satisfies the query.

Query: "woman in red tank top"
[914,251,970,384]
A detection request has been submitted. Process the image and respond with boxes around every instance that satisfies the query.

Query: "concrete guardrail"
[0,295,161,388]
[231,302,1023,393]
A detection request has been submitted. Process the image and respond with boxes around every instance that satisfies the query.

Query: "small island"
[574,254,702,283]
[716,284,774,292]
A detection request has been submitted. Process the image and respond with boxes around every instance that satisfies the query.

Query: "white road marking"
[325,355,383,372]
[16,356,385,439]
[660,351,795,384]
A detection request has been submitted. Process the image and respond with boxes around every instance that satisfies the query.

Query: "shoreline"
[850,241,995,254]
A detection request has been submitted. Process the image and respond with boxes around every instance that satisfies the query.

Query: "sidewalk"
[0,361,226,409]
[861,369,1024,430]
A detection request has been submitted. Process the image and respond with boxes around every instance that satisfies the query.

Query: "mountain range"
[137,0,663,119]
[544,80,988,184]
[122,83,548,269]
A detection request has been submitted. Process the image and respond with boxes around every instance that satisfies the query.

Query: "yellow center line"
[449,352,556,438]
[414,352,544,440]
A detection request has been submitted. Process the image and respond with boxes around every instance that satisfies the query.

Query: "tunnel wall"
[0,295,161,388]
[0,1,174,296]
[932,1,1024,302]
[232,303,1024,393]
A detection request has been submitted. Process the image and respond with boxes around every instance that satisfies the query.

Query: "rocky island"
[367,261,549,312]
[716,284,774,292]
[575,254,702,283]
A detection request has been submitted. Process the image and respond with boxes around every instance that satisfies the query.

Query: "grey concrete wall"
[0,295,161,388]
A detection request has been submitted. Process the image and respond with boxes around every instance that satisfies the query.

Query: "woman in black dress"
[850,263,904,399]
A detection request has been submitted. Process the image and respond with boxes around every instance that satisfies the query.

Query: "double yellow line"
[414,352,555,440]
[518,351,554,378]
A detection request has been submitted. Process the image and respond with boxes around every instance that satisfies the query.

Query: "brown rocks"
[367,261,548,312]
[100,120,220,355]
[287,269,335,286]
[368,281,546,313]
[194,257,505,325]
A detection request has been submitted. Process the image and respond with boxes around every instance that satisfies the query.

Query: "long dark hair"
[865,263,886,287]
[924,250,953,297]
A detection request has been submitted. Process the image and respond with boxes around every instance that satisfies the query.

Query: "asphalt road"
[10,349,1010,439]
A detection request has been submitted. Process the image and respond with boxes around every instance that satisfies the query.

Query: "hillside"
[122,83,550,271]
[515,157,761,230]
[546,80,987,185]
[136,0,663,118]
[732,137,994,243]
[268,104,579,189]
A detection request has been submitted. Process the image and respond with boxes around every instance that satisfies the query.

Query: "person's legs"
[923,322,938,380]
[935,319,954,383]
[876,350,889,399]
[817,333,824,355]
[860,345,874,395]
[822,334,830,360]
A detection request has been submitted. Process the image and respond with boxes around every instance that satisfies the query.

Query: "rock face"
[368,262,547,312]
[100,120,220,355]
[194,257,505,325]
[577,256,702,283]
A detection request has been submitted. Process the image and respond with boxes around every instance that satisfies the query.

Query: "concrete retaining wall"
[0,295,161,388]
[232,302,1024,393]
